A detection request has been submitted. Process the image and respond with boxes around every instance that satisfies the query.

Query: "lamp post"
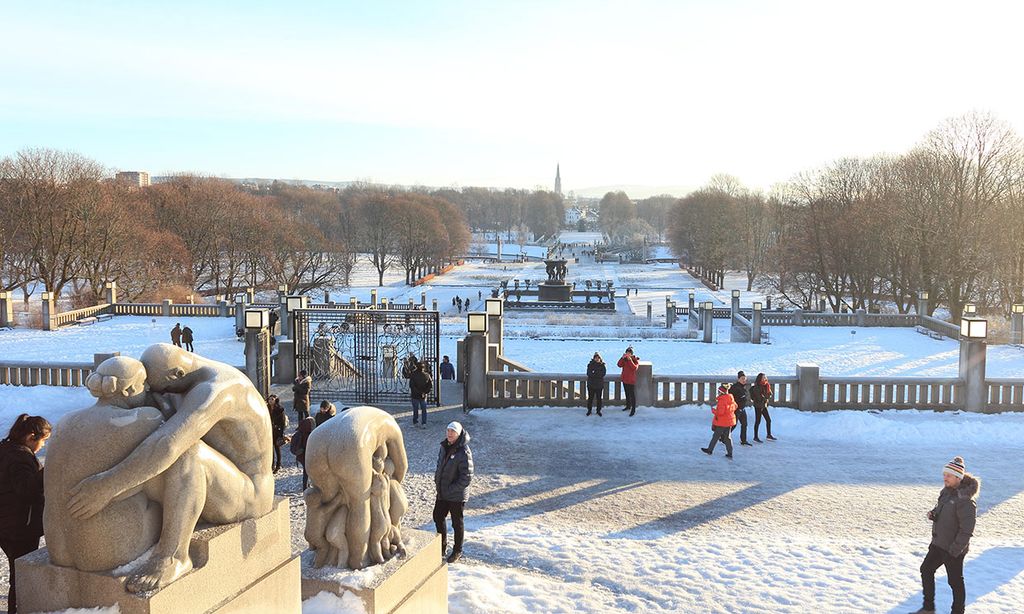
[485,298,504,353]
[751,301,763,344]
[702,301,714,343]
[283,295,307,341]
[959,316,988,413]
[104,281,118,305]
[1011,304,1024,344]
[0,291,11,328]
[730,289,741,323]
[464,312,489,408]
[916,291,929,317]
[243,309,271,398]
[963,303,977,316]
[40,291,54,331]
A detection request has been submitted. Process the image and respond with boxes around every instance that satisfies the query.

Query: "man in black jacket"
[729,371,752,446]
[409,360,433,429]
[585,352,606,416]
[434,421,473,564]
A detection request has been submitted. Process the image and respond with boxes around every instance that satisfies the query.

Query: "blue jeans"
[411,398,428,424]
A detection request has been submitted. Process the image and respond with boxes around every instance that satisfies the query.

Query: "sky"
[2,0,1023,194]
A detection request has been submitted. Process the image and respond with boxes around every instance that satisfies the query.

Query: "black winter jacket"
[586,360,606,385]
[729,382,749,410]
[930,474,979,558]
[750,383,773,410]
[435,430,473,503]
[0,439,44,541]
[409,370,433,400]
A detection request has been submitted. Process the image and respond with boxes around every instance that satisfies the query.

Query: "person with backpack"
[750,372,776,442]
[617,346,639,417]
[585,352,606,417]
[290,416,316,490]
[729,371,752,446]
[0,414,51,613]
[409,359,433,429]
[701,384,736,459]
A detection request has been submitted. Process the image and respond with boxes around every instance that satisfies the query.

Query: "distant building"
[565,206,586,225]
[115,171,151,187]
[554,164,562,197]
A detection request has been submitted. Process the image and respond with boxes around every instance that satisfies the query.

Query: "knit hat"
[446,421,463,436]
[737,370,746,379]
[943,456,966,479]
[718,383,729,394]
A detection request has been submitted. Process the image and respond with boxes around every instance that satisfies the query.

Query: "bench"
[916,325,944,340]
[95,313,113,322]
[76,317,98,326]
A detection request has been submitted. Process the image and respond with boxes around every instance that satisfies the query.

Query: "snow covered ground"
[1,386,1022,613]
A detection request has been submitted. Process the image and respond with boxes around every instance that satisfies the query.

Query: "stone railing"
[919,315,960,340]
[0,360,94,386]
[111,303,166,316]
[50,304,112,328]
[169,304,225,317]
[986,378,1024,411]
[652,375,800,408]
[819,376,961,410]
[494,355,531,373]
[487,371,626,407]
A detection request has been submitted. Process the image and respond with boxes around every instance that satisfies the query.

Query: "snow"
[301,591,366,614]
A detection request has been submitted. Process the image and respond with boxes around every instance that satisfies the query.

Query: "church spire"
[555,163,562,196]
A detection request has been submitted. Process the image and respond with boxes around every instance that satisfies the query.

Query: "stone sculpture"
[304,406,409,570]
[47,344,274,593]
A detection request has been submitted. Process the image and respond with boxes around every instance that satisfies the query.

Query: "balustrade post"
[796,363,820,411]
[217,299,229,318]
[104,281,118,305]
[464,333,489,409]
[1011,307,1023,344]
[702,302,714,343]
[635,361,653,408]
[959,338,988,412]
[0,291,12,328]
[41,291,55,331]
[793,309,804,326]
[751,307,762,345]
[856,308,867,327]
[162,299,172,317]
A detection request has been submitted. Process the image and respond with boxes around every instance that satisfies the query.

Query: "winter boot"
[701,448,712,455]
[447,550,462,564]
[725,453,733,459]
[586,409,592,416]
[596,409,602,416]
[753,437,763,443]
[767,435,777,441]
[629,407,635,417]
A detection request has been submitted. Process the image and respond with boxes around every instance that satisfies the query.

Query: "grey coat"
[435,430,473,503]
[929,474,979,558]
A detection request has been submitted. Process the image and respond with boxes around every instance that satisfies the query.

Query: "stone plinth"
[537,282,571,302]
[301,529,447,614]
[18,497,300,614]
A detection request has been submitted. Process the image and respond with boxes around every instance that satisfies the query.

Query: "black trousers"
[731,408,749,442]
[1,535,40,613]
[623,384,636,411]
[921,544,966,613]
[586,383,604,413]
[754,404,772,438]
[433,499,466,553]
[184,341,194,352]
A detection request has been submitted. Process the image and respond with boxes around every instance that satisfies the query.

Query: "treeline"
[430,187,564,241]
[667,112,1024,316]
[0,149,470,304]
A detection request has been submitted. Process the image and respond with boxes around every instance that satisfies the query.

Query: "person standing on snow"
[170,323,182,348]
[701,384,736,458]
[292,370,312,422]
[439,356,456,380]
[910,456,979,614]
[181,325,194,352]
[585,352,606,417]
[750,372,776,442]
[617,346,639,417]
[729,371,752,446]
[434,421,473,564]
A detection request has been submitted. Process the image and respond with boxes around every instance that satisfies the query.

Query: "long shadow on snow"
[887,546,1024,614]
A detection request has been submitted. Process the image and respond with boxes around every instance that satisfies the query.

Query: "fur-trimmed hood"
[954,474,981,501]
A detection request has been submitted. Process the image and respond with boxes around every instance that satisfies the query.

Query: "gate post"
[464,333,489,409]
[275,339,295,384]
[243,309,271,398]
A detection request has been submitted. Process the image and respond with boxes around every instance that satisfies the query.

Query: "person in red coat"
[617,346,640,417]
[702,384,736,458]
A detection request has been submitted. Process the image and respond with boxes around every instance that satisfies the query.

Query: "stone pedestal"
[537,282,571,302]
[17,498,300,614]
[301,529,447,614]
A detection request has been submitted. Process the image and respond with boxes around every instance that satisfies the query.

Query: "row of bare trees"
[669,112,1024,316]
[0,149,470,304]
[430,187,564,241]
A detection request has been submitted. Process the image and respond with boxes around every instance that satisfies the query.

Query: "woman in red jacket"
[702,384,736,458]
[617,346,640,417]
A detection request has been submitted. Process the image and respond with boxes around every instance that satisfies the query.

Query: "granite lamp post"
[464,312,489,408]
[485,298,504,354]
[349,296,358,308]
[104,281,118,305]
[1012,304,1024,344]
[751,301,763,344]
[41,291,55,331]
[282,295,308,341]
[702,301,714,343]
[244,309,272,398]
[959,316,988,413]
[963,303,977,316]
[0,291,12,328]
[916,291,929,317]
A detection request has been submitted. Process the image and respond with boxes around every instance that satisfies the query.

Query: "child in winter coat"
[702,384,737,458]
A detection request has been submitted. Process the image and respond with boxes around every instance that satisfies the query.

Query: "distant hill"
[573,185,695,199]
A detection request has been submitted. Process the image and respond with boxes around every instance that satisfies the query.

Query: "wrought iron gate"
[293,307,440,406]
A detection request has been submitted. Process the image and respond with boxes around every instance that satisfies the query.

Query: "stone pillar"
[421,291,427,306]
[370,289,378,307]
[104,282,117,305]
[235,302,246,333]
[274,339,296,384]
[916,292,929,319]
[702,307,714,343]
[279,296,290,340]
[432,298,438,312]
[959,339,988,413]
[635,361,653,408]
[646,301,652,322]
[456,338,465,383]
[794,309,804,326]
[796,363,820,412]
[162,299,172,317]
[464,333,489,409]
[0,291,12,328]
[766,296,772,310]
[856,309,866,327]
[41,292,55,331]
[751,309,762,345]
[818,298,826,312]
[487,313,503,355]
[92,352,120,370]
[731,294,740,321]
[1010,309,1023,344]
[246,287,255,303]
[217,299,229,318]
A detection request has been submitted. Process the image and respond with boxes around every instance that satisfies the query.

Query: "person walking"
[315,400,337,427]
[290,416,317,490]
[911,456,979,614]
[292,370,312,422]
[409,361,433,429]
[439,356,456,380]
[750,372,776,442]
[586,352,606,417]
[266,395,288,473]
[0,414,51,613]
[702,384,736,459]
[729,371,752,446]
[170,323,182,348]
[433,421,473,564]
[181,325,194,352]
[618,346,639,417]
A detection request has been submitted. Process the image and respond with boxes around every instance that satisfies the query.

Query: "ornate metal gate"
[293,307,440,406]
